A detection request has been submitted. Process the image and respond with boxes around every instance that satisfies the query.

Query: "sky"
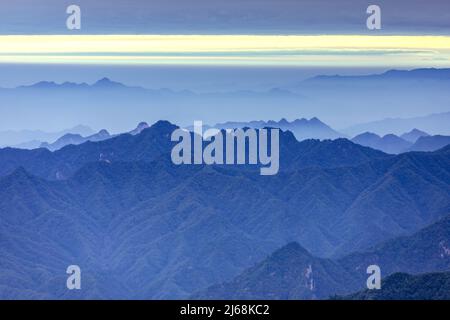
[1,35,449,68]
[0,0,449,132]
[1,1,449,78]
[1,0,450,35]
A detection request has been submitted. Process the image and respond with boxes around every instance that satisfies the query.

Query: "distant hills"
[290,69,450,134]
[0,121,390,180]
[305,68,450,83]
[0,77,305,132]
[0,125,94,148]
[0,116,348,149]
[6,118,449,155]
[352,132,412,154]
[339,272,450,300]
[0,121,449,299]
[408,135,450,152]
[193,215,450,299]
[38,122,150,152]
[40,130,111,151]
[400,129,430,143]
[351,129,450,154]
[17,77,145,92]
[214,118,345,141]
[2,68,450,134]
[191,242,358,300]
[344,112,450,137]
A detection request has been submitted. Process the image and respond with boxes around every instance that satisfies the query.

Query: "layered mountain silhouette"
[291,69,450,136]
[0,125,94,148]
[193,216,450,299]
[400,129,430,143]
[18,77,143,92]
[351,130,450,154]
[344,112,450,137]
[40,130,111,151]
[0,121,448,299]
[305,68,450,83]
[3,68,450,135]
[0,121,389,180]
[352,132,412,154]
[408,135,450,152]
[191,242,358,300]
[214,118,344,141]
[38,122,150,151]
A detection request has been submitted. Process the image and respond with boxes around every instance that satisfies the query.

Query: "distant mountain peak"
[407,135,450,152]
[359,132,380,137]
[309,117,322,124]
[410,128,426,134]
[274,242,312,258]
[149,120,178,133]
[352,131,413,154]
[401,128,430,143]
[93,77,125,88]
[95,129,110,138]
[214,117,344,141]
[308,68,450,82]
[129,122,150,135]
[381,68,450,80]
[23,81,58,89]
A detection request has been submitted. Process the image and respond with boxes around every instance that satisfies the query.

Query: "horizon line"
[1,35,449,67]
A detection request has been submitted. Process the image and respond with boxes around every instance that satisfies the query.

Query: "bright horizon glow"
[1,35,450,67]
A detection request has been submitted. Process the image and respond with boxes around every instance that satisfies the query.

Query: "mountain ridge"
[193,215,450,299]
[0,142,448,298]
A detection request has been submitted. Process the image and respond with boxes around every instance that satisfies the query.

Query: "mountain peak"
[309,117,322,124]
[93,77,125,88]
[400,128,430,143]
[97,77,112,83]
[97,129,110,136]
[360,132,380,137]
[276,242,311,256]
[149,120,178,133]
[128,122,150,136]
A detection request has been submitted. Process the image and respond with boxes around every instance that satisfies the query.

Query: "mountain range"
[2,68,450,133]
[214,118,344,141]
[408,135,450,153]
[351,130,450,154]
[0,77,304,132]
[352,132,413,154]
[193,215,450,299]
[400,129,430,143]
[39,130,111,152]
[0,121,448,299]
[343,112,450,137]
[38,122,150,152]
[0,125,94,148]
[0,121,391,180]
